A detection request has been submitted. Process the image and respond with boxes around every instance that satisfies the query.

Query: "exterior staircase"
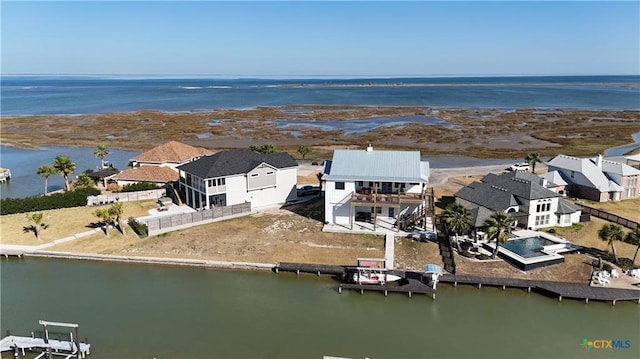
[439,236,456,274]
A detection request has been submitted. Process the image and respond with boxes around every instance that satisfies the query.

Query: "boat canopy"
[423,264,442,275]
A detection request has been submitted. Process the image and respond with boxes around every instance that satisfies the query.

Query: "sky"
[1,1,639,77]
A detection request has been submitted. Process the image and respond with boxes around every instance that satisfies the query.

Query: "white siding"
[324,180,355,225]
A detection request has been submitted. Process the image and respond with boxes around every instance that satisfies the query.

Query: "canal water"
[1,258,638,359]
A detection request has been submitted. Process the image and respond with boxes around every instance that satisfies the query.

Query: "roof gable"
[177,149,297,178]
[325,149,428,183]
[132,141,213,163]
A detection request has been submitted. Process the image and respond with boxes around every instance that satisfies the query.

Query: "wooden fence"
[580,205,638,230]
[144,202,251,236]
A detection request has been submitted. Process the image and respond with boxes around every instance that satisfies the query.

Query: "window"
[217,178,225,186]
[536,202,551,212]
[368,182,373,187]
[357,181,363,187]
[335,182,345,190]
[535,214,550,227]
[628,177,638,187]
[251,173,259,177]
[266,171,274,175]
[370,207,382,214]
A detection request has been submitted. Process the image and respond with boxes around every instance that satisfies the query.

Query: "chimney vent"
[366,144,373,152]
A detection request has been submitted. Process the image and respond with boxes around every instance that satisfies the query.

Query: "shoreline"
[6,250,640,306]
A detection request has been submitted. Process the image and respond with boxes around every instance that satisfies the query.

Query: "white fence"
[87,189,166,206]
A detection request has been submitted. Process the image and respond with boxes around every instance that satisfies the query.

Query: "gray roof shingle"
[177,149,297,179]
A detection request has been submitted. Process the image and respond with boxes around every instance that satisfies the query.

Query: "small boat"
[352,267,402,285]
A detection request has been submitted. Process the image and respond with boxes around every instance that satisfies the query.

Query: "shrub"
[476,254,491,260]
[547,228,556,234]
[127,217,148,238]
[461,251,475,258]
[106,183,121,192]
[120,182,161,192]
[0,187,101,215]
[311,161,319,165]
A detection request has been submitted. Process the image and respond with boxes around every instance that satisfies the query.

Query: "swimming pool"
[501,236,556,258]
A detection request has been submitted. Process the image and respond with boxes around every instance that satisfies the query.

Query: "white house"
[455,171,582,230]
[323,145,432,232]
[176,149,298,210]
[547,154,640,202]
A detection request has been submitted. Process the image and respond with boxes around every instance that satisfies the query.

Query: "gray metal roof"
[177,149,297,179]
[325,149,429,183]
[556,199,581,214]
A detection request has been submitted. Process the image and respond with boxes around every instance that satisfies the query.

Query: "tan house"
[109,141,213,186]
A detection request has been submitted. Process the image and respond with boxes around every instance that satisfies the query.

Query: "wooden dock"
[1,320,91,358]
[274,263,437,298]
[440,274,640,305]
[274,262,347,276]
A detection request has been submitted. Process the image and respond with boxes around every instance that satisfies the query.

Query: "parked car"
[509,163,532,171]
[297,185,318,196]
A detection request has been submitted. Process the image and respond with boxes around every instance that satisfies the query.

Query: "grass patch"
[0,200,157,245]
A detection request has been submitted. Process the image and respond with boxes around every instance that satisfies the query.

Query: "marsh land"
[2,106,639,159]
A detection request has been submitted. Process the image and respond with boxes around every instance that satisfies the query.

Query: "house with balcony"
[176,149,297,210]
[546,154,640,202]
[322,145,433,232]
[454,171,582,230]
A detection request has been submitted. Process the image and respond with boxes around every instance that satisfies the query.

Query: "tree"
[109,202,126,234]
[94,144,110,169]
[316,172,324,191]
[74,173,94,189]
[524,152,542,173]
[598,223,624,264]
[94,207,113,235]
[625,227,640,265]
[24,212,49,240]
[483,211,513,259]
[53,154,76,192]
[297,145,310,161]
[36,165,57,195]
[442,203,472,252]
[249,144,276,154]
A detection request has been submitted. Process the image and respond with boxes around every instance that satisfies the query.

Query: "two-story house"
[454,171,582,230]
[323,145,433,232]
[176,149,298,210]
[546,154,640,202]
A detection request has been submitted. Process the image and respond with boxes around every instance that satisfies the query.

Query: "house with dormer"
[176,149,298,209]
[546,154,640,202]
[454,171,582,230]
[322,145,433,232]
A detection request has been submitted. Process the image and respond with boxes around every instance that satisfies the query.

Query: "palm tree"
[94,144,110,169]
[442,203,472,252]
[24,212,48,240]
[109,202,125,234]
[598,223,624,264]
[625,227,640,265]
[483,211,513,259]
[36,165,57,195]
[297,145,310,162]
[94,207,113,235]
[524,152,542,173]
[53,154,76,191]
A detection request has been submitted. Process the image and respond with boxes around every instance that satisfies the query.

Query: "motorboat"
[352,267,402,285]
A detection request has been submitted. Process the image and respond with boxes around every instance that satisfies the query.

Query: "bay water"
[2,75,639,115]
[1,258,638,359]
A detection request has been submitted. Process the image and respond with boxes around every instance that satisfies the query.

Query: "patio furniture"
[630,269,640,278]
[611,269,620,278]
